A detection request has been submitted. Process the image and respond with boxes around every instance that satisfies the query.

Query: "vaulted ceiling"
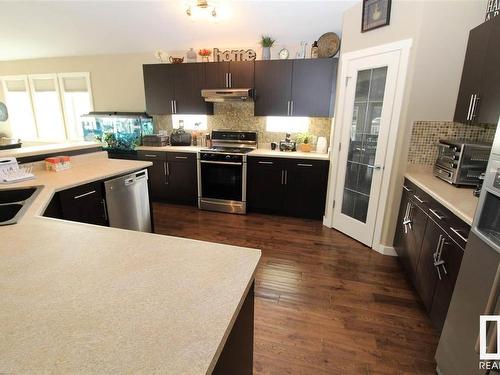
[0,1,357,61]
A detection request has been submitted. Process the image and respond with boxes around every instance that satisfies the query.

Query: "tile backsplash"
[154,102,332,148]
[407,121,496,165]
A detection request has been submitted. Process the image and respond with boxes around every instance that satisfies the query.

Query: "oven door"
[200,160,244,201]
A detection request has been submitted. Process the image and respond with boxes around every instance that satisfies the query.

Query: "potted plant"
[260,35,275,60]
[295,133,314,152]
[198,48,211,62]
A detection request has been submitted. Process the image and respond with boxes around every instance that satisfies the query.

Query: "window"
[172,114,207,130]
[266,116,308,133]
[1,72,93,141]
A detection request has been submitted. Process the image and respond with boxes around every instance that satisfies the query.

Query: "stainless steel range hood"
[201,88,253,102]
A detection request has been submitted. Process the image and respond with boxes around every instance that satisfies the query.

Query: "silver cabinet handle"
[164,161,168,184]
[284,170,288,185]
[470,94,479,120]
[403,202,413,233]
[229,72,232,88]
[281,170,284,185]
[429,208,445,220]
[74,190,96,200]
[171,100,174,114]
[290,101,294,116]
[174,100,177,114]
[297,163,313,167]
[225,73,229,88]
[175,156,188,159]
[144,154,158,158]
[450,227,468,243]
[101,198,108,221]
[413,194,426,203]
[258,161,274,165]
[287,101,290,116]
[466,94,474,121]
[403,185,411,192]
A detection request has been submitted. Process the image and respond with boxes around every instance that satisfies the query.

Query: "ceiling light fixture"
[186,0,217,18]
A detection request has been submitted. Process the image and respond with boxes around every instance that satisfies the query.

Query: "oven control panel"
[199,152,244,163]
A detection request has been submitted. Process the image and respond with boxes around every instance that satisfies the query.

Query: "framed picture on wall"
[361,0,392,32]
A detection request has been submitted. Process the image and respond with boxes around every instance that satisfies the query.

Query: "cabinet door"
[477,16,500,125]
[429,238,464,331]
[229,61,254,88]
[205,62,230,89]
[137,152,168,202]
[406,201,428,283]
[165,153,198,206]
[254,60,293,116]
[415,219,444,312]
[143,64,175,115]
[173,63,213,115]
[453,23,491,123]
[59,181,108,226]
[290,59,337,117]
[247,157,286,214]
[284,159,329,219]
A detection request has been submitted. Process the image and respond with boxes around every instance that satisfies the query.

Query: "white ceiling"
[0,0,357,61]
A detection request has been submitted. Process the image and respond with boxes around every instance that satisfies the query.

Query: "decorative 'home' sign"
[486,0,499,21]
[213,48,256,62]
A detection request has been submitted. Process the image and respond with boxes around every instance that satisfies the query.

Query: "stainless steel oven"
[198,130,257,214]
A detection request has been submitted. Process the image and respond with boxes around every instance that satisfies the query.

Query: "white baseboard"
[372,243,397,256]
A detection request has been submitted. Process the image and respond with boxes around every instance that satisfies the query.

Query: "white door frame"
[323,39,412,255]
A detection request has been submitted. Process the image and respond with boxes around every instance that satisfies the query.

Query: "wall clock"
[279,48,289,60]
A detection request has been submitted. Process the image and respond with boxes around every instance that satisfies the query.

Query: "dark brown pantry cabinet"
[137,151,197,206]
[204,61,254,89]
[143,63,213,115]
[453,15,500,124]
[254,59,337,117]
[393,178,467,332]
[247,156,329,219]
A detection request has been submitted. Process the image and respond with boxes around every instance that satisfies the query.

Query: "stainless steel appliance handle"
[74,190,96,200]
[413,194,426,203]
[258,161,274,165]
[297,163,313,167]
[200,160,243,166]
[429,208,445,220]
[466,94,474,121]
[475,264,500,354]
[450,227,468,243]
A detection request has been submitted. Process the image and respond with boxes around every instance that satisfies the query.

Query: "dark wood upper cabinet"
[143,64,175,115]
[254,60,293,116]
[204,61,254,89]
[173,63,213,115]
[143,63,213,115]
[290,59,337,117]
[454,16,500,124]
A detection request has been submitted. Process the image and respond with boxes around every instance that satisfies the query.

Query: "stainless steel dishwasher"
[104,169,152,232]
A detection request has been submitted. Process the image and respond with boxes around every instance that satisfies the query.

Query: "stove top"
[200,146,255,154]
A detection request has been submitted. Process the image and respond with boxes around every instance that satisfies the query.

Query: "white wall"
[331,0,485,247]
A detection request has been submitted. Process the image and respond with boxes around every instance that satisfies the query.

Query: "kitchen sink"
[0,186,41,225]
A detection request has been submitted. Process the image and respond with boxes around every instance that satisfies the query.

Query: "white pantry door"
[331,50,400,247]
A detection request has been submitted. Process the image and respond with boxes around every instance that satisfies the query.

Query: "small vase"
[262,47,271,60]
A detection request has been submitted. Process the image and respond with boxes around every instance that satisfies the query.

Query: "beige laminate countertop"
[0,141,103,159]
[136,145,330,160]
[405,165,479,225]
[0,152,261,374]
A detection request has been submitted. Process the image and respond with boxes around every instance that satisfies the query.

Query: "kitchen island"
[0,152,261,374]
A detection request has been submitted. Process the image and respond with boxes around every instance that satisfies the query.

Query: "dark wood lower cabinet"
[213,283,254,375]
[58,181,108,226]
[247,157,329,220]
[137,151,197,206]
[394,178,468,332]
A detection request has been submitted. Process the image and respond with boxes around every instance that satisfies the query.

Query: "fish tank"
[81,112,154,154]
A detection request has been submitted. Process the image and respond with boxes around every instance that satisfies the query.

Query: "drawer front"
[285,158,329,170]
[137,150,167,161]
[248,157,286,168]
[166,152,197,162]
[403,178,471,249]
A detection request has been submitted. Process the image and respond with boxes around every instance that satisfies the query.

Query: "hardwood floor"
[153,203,440,375]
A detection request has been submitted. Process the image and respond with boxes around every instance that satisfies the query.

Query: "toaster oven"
[433,140,491,186]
